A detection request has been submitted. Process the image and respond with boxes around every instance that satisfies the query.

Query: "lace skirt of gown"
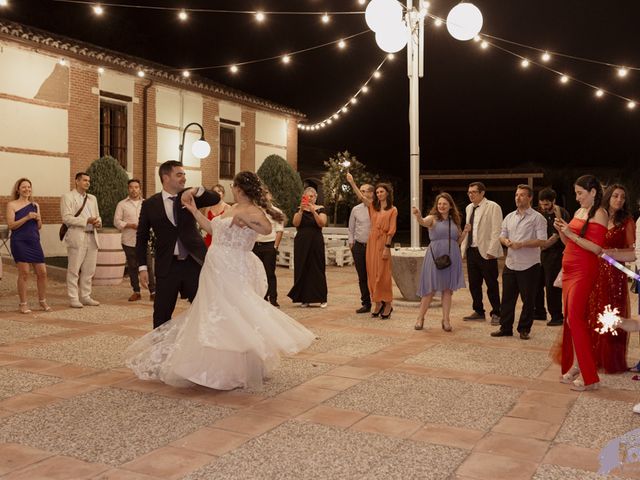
[124,244,316,390]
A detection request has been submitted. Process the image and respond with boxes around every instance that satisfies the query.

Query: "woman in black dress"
[287,187,328,307]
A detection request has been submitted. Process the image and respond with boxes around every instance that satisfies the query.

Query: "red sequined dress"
[588,217,635,373]
[204,208,225,247]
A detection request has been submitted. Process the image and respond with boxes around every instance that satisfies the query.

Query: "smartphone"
[301,195,309,205]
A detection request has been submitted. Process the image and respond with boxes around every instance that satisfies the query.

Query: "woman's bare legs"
[415,293,434,329]
[441,290,453,331]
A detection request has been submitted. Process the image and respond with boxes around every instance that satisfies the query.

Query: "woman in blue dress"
[6,178,50,313]
[412,192,468,332]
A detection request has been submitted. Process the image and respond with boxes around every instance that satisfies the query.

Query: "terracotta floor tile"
[528,379,582,395]
[507,402,569,424]
[121,446,214,480]
[302,375,361,391]
[76,371,134,386]
[212,412,285,436]
[325,365,380,379]
[542,443,601,472]
[170,427,249,456]
[0,409,14,419]
[455,452,538,480]
[473,432,550,462]
[491,417,560,441]
[0,443,53,475]
[32,381,101,399]
[518,390,577,408]
[41,363,100,379]
[350,414,422,439]
[92,469,161,479]
[246,397,316,418]
[277,385,340,403]
[296,405,368,428]
[9,358,63,373]
[309,353,355,364]
[411,424,486,450]
[3,455,108,479]
[0,393,60,413]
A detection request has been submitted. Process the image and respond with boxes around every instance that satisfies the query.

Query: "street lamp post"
[178,122,211,163]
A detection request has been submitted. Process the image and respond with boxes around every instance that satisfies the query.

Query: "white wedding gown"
[125,216,316,390]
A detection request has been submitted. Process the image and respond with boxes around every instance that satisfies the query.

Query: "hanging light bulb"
[520,59,530,68]
[362,85,369,93]
[0,0,8,7]
[434,18,443,27]
[230,65,238,74]
[387,53,395,60]
[373,70,381,78]
[541,52,551,62]
[480,41,489,49]
[333,113,340,119]
[92,4,104,15]
[255,11,265,22]
[342,106,348,113]
[618,67,629,78]
[137,70,145,78]
[446,3,483,41]
[627,101,636,109]
[351,97,358,104]
[182,70,190,78]
[97,67,105,74]
[473,35,481,42]
[327,118,333,124]
[559,74,569,84]
[178,9,188,21]
[321,13,330,23]
[282,55,291,64]
[338,39,346,49]
[594,89,604,98]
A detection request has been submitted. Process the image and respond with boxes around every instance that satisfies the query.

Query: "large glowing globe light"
[191,139,211,159]
[365,0,403,33]
[375,21,408,53]
[446,3,483,41]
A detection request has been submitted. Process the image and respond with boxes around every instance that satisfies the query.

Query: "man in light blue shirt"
[348,184,374,313]
[491,184,547,340]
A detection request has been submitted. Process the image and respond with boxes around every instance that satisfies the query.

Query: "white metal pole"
[407,1,421,248]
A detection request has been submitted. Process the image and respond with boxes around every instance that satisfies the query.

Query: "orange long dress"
[365,205,398,303]
[559,218,607,387]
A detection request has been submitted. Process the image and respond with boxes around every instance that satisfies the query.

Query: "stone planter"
[94,228,125,286]
[390,247,426,302]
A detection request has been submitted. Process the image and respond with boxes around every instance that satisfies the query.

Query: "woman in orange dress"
[588,184,636,373]
[203,184,230,247]
[347,173,398,319]
[554,175,608,391]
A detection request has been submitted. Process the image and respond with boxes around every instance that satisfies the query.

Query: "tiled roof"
[0,19,306,119]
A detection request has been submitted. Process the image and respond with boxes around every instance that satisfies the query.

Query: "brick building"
[0,20,304,256]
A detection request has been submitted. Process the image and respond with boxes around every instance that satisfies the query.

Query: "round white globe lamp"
[191,139,211,159]
[365,0,403,33]
[375,21,409,53]
[446,3,483,41]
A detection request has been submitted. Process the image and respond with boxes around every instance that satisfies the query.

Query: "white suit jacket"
[460,198,504,259]
[60,191,101,249]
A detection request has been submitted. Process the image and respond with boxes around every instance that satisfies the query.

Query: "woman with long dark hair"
[347,173,398,319]
[588,184,636,373]
[553,174,608,391]
[412,193,468,332]
[125,171,315,390]
[6,178,50,313]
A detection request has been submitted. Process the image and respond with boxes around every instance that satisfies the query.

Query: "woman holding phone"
[287,186,328,307]
[6,178,50,313]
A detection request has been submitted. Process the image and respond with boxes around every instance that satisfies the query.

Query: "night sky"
[2,0,639,199]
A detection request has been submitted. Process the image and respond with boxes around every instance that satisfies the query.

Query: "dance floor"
[0,261,639,479]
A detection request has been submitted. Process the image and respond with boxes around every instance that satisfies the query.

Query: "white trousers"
[66,234,98,301]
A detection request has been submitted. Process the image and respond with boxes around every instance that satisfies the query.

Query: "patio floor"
[0,260,639,479]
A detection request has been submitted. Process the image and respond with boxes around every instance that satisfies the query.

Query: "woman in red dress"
[203,184,230,247]
[588,184,636,373]
[554,175,608,391]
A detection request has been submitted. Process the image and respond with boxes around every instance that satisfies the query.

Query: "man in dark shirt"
[534,187,571,326]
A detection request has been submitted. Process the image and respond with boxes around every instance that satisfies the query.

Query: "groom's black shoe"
[270,300,280,308]
[356,305,371,314]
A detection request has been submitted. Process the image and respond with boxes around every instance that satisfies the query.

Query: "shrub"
[86,156,129,229]
[257,154,303,225]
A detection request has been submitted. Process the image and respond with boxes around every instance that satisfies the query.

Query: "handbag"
[553,270,563,288]
[431,218,452,270]
[59,195,88,241]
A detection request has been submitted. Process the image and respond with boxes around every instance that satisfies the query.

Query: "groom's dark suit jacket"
[136,188,220,278]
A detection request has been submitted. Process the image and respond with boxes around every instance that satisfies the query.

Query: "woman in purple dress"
[6,178,50,313]
[412,193,468,332]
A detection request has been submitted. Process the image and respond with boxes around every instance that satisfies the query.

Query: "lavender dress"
[10,203,45,264]
[417,219,465,296]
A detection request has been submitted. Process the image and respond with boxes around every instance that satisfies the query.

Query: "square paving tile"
[406,343,551,378]
[0,442,53,475]
[185,420,467,480]
[326,372,521,430]
[38,305,151,325]
[0,319,71,345]
[17,333,135,369]
[2,454,109,479]
[456,451,538,480]
[0,388,231,466]
[555,396,640,450]
[533,463,619,479]
[121,446,213,480]
[307,327,398,356]
[244,358,333,397]
[0,367,61,400]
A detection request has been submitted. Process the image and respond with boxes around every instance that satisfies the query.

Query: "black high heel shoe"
[381,306,394,320]
[371,302,385,318]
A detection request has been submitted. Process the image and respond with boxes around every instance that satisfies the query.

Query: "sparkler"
[595,305,622,335]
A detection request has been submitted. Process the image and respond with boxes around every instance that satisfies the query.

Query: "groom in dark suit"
[136,160,220,328]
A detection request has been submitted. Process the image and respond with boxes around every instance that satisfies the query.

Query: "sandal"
[441,319,452,332]
[560,365,580,384]
[414,318,424,330]
[570,379,599,392]
[39,299,52,312]
[19,302,32,314]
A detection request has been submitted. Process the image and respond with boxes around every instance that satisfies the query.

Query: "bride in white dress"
[125,171,316,390]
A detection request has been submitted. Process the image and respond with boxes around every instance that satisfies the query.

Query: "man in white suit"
[60,172,101,308]
[460,181,504,324]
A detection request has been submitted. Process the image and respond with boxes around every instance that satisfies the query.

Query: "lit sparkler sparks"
[596,305,622,335]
